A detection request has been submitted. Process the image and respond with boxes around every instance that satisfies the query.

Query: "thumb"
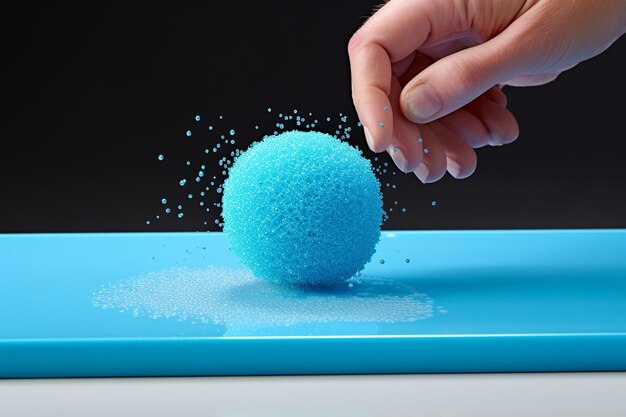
[400,29,531,124]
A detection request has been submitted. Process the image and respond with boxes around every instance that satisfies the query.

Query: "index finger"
[347,0,434,152]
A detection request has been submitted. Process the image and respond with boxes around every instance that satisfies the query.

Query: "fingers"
[430,122,477,179]
[348,0,436,152]
[437,108,493,149]
[348,41,393,152]
[387,78,423,173]
[464,95,519,145]
[413,124,447,184]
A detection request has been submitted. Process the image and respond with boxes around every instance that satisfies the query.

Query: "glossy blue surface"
[1,230,625,377]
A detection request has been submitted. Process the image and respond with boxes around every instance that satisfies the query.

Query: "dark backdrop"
[1,0,625,232]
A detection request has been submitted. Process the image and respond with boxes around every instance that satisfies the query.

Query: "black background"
[1,0,625,233]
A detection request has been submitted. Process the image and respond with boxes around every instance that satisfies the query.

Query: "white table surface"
[1,372,625,417]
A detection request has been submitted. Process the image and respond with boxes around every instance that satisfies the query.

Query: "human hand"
[348,0,626,183]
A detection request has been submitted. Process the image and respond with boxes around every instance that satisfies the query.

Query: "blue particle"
[405,258,410,263]
[178,213,184,219]
[393,147,398,153]
[293,109,298,114]
[357,122,362,127]
[161,198,167,204]
[219,115,223,119]
[188,194,193,199]
[216,187,222,193]
[179,179,187,186]
[177,205,182,210]
[199,171,204,177]
[186,130,192,137]
[255,125,259,130]
[209,125,213,131]
[418,137,423,143]
[157,154,164,161]
[432,200,437,206]
[195,115,201,122]
[384,106,389,111]
[186,161,191,166]
[380,259,385,264]
[326,117,331,122]
[379,122,385,128]
[214,219,219,224]
[423,148,429,154]
[146,220,150,225]
[267,107,272,112]
[165,208,171,214]
[402,208,406,213]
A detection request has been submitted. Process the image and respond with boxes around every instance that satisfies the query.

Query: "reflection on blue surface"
[92,267,434,336]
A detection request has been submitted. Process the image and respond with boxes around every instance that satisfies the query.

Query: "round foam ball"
[222,130,382,287]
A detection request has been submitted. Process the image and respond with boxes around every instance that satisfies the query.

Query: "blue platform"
[1,230,625,378]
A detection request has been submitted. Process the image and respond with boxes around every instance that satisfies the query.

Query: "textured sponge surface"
[222,130,382,287]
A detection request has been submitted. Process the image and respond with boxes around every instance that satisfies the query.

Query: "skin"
[348,0,626,183]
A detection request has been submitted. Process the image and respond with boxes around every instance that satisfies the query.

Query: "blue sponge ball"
[222,130,382,287]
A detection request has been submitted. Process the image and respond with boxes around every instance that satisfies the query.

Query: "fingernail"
[390,147,408,173]
[364,126,375,151]
[489,131,504,146]
[414,163,429,184]
[406,83,442,121]
[446,158,462,178]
